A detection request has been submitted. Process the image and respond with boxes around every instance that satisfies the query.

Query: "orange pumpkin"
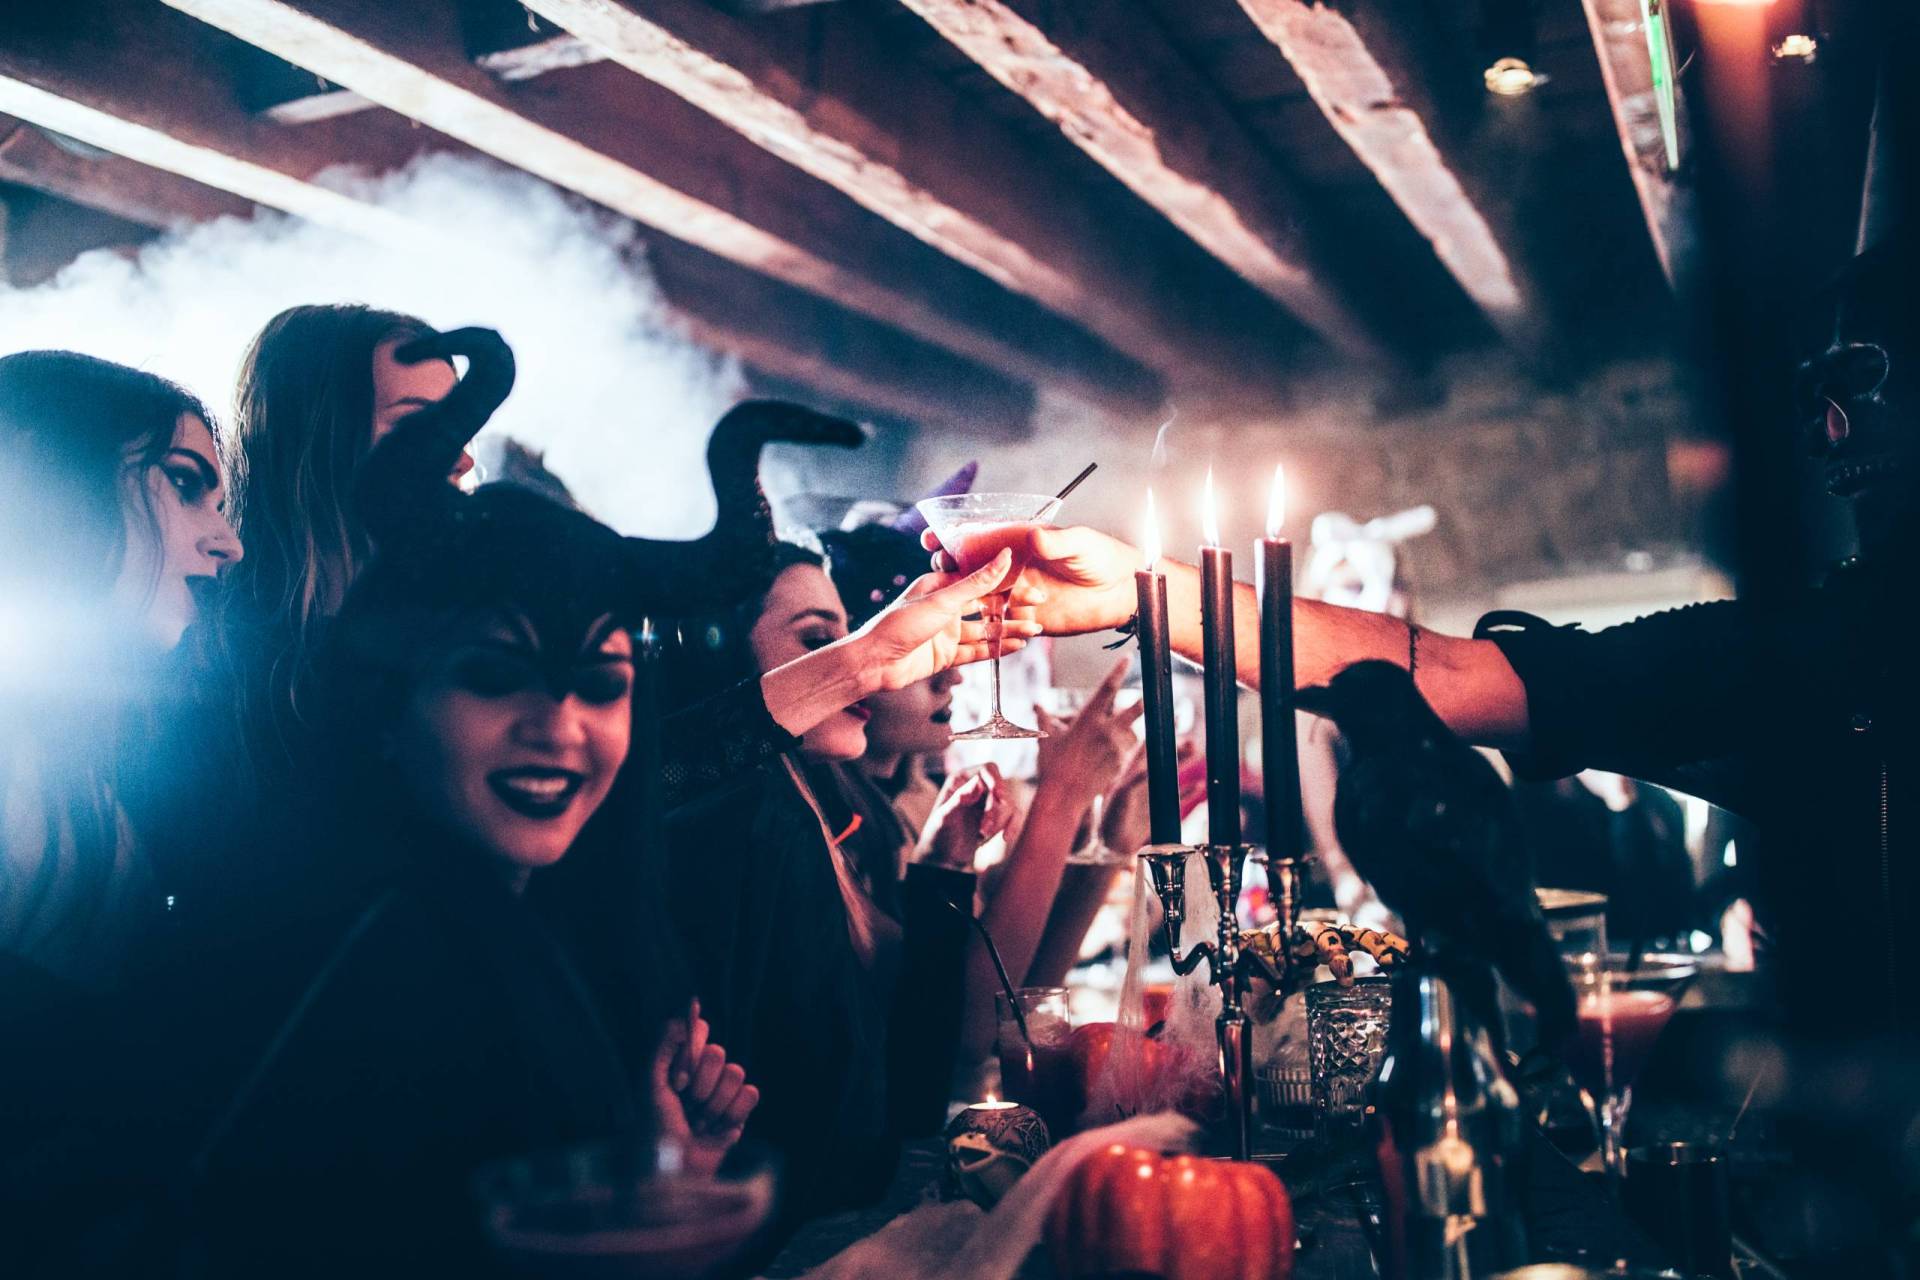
[1046,1144,1295,1280]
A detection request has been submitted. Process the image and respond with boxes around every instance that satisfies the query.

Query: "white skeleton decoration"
[1300,505,1437,618]
[1299,504,1437,932]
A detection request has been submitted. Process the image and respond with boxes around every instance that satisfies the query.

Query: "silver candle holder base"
[1139,842,1310,1161]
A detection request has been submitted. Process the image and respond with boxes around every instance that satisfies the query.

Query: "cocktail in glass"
[916,492,1064,739]
[1563,953,1697,1179]
[994,986,1079,1136]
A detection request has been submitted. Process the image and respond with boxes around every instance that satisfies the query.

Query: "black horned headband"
[352,326,864,621]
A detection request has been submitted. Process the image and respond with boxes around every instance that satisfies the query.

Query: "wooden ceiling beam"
[0,4,1032,432]
[0,114,258,229]
[1578,0,1696,290]
[0,6,436,248]
[520,0,1298,394]
[651,245,1035,437]
[259,34,607,125]
[896,0,1386,362]
[1233,0,1550,358]
[160,0,1156,414]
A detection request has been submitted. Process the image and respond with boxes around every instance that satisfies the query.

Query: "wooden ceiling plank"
[0,7,437,248]
[896,0,1386,360]
[0,114,258,228]
[1234,0,1547,355]
[652,246,1036,435]
[0,5,1033,430]
[161,0,1150,412]
[520,0,1290,392]
[1578,0,1695,288]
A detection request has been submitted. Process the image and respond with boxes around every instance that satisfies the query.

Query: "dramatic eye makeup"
[445,622,633,702]
[159,447,221,509]
[789,608,846,652]
[449,645,538,698]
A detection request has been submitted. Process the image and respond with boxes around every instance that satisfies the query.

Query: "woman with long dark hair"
[221,304,455,768]
[219,302,1017,821]
[0,350,241,988]
[183,331,760,1270]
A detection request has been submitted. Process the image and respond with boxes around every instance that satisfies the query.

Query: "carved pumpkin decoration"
[1046,1144,1295,1280]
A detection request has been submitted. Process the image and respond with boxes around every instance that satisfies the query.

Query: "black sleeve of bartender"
[1476,603,1763,794]
[657,679,799,811]
[884,865,975,1136]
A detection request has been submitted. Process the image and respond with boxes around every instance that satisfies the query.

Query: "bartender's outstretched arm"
[925,524,1533,752]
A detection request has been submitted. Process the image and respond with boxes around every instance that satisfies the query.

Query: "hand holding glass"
[917,493,1064,739]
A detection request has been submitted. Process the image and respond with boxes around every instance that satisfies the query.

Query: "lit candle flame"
[1142,488,1162,570]
[1201,466,1222,548]
[984,1091,999,1106]
[1266,463,1286,539]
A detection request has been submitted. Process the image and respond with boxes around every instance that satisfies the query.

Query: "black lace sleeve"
[1475,603,1763,793]
[657,678,799,811]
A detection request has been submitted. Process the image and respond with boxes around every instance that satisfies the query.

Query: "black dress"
[665,757,973,1224]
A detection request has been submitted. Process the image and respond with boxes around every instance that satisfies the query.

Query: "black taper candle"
[1200,542,1240,848]
[1258,534,1305,862]
[1135,565,1181,844]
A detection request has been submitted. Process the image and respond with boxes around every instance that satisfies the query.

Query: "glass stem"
[1601,1085,1632,1182]
[986,594,1006,722]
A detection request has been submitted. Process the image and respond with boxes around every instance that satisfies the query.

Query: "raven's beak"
[1291,685,1337,718]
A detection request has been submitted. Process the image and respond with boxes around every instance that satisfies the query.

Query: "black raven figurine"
[1294,661,1576,1049]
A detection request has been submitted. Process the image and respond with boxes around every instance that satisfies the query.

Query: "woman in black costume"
[662,534,1043,1223]
[179,327,765,1273]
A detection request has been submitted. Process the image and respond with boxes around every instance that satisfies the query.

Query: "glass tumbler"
[1306,976,1393,1135]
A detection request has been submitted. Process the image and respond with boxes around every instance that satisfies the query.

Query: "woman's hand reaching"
[914,763,1016,870]
[650,999,760,1179]
[850,549,1041,691]
[760,549,1039,742]
[1032,659,1145,808]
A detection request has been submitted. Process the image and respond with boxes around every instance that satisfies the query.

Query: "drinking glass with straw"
[917,464,1096,741]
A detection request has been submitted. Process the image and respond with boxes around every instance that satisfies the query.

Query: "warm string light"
[1142,487,1163,570]
[1483,57,1542,96]
[1265,463,1287,539]
[1201,466,1223,548]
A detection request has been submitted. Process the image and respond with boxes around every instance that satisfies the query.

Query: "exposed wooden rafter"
[161,0,1156,414]
[0,9,433,248]
[651,245,1036,436]
[1233,0,1548,357]
[0,4,1028,432]
[258,33,609,124]
[1578,0,1696,290]
[897,0,1385,361]
[519,0,1298,396]
[0,114,257,228]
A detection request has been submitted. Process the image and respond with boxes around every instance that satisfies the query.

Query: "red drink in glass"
[945,520,1041,587]
[1565,988,1677,1096]
[916,493,1065,740]
[997,1037,1082,1137]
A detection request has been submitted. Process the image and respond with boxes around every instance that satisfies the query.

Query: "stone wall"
[899,352,1706,617]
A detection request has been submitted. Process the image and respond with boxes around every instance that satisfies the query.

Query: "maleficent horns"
[352,326,863,618]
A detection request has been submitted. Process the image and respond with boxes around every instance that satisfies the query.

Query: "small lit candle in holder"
[1199,468,1241,848]
[942,1093,1052,1208]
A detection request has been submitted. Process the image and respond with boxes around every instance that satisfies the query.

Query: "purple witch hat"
[888,461,978,537]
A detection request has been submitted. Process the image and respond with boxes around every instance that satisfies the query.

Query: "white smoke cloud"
[0,152,744,537]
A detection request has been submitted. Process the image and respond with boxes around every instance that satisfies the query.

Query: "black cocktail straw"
[1047,463,1097,509]
[947,900,1031,1047]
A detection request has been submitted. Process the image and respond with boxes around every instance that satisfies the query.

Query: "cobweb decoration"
[789,1113,1198,1280]
[1082,850,1221,1124]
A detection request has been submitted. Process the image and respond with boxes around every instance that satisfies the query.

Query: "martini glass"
[1563,952,1697,1179]
[917,492,1064,740]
